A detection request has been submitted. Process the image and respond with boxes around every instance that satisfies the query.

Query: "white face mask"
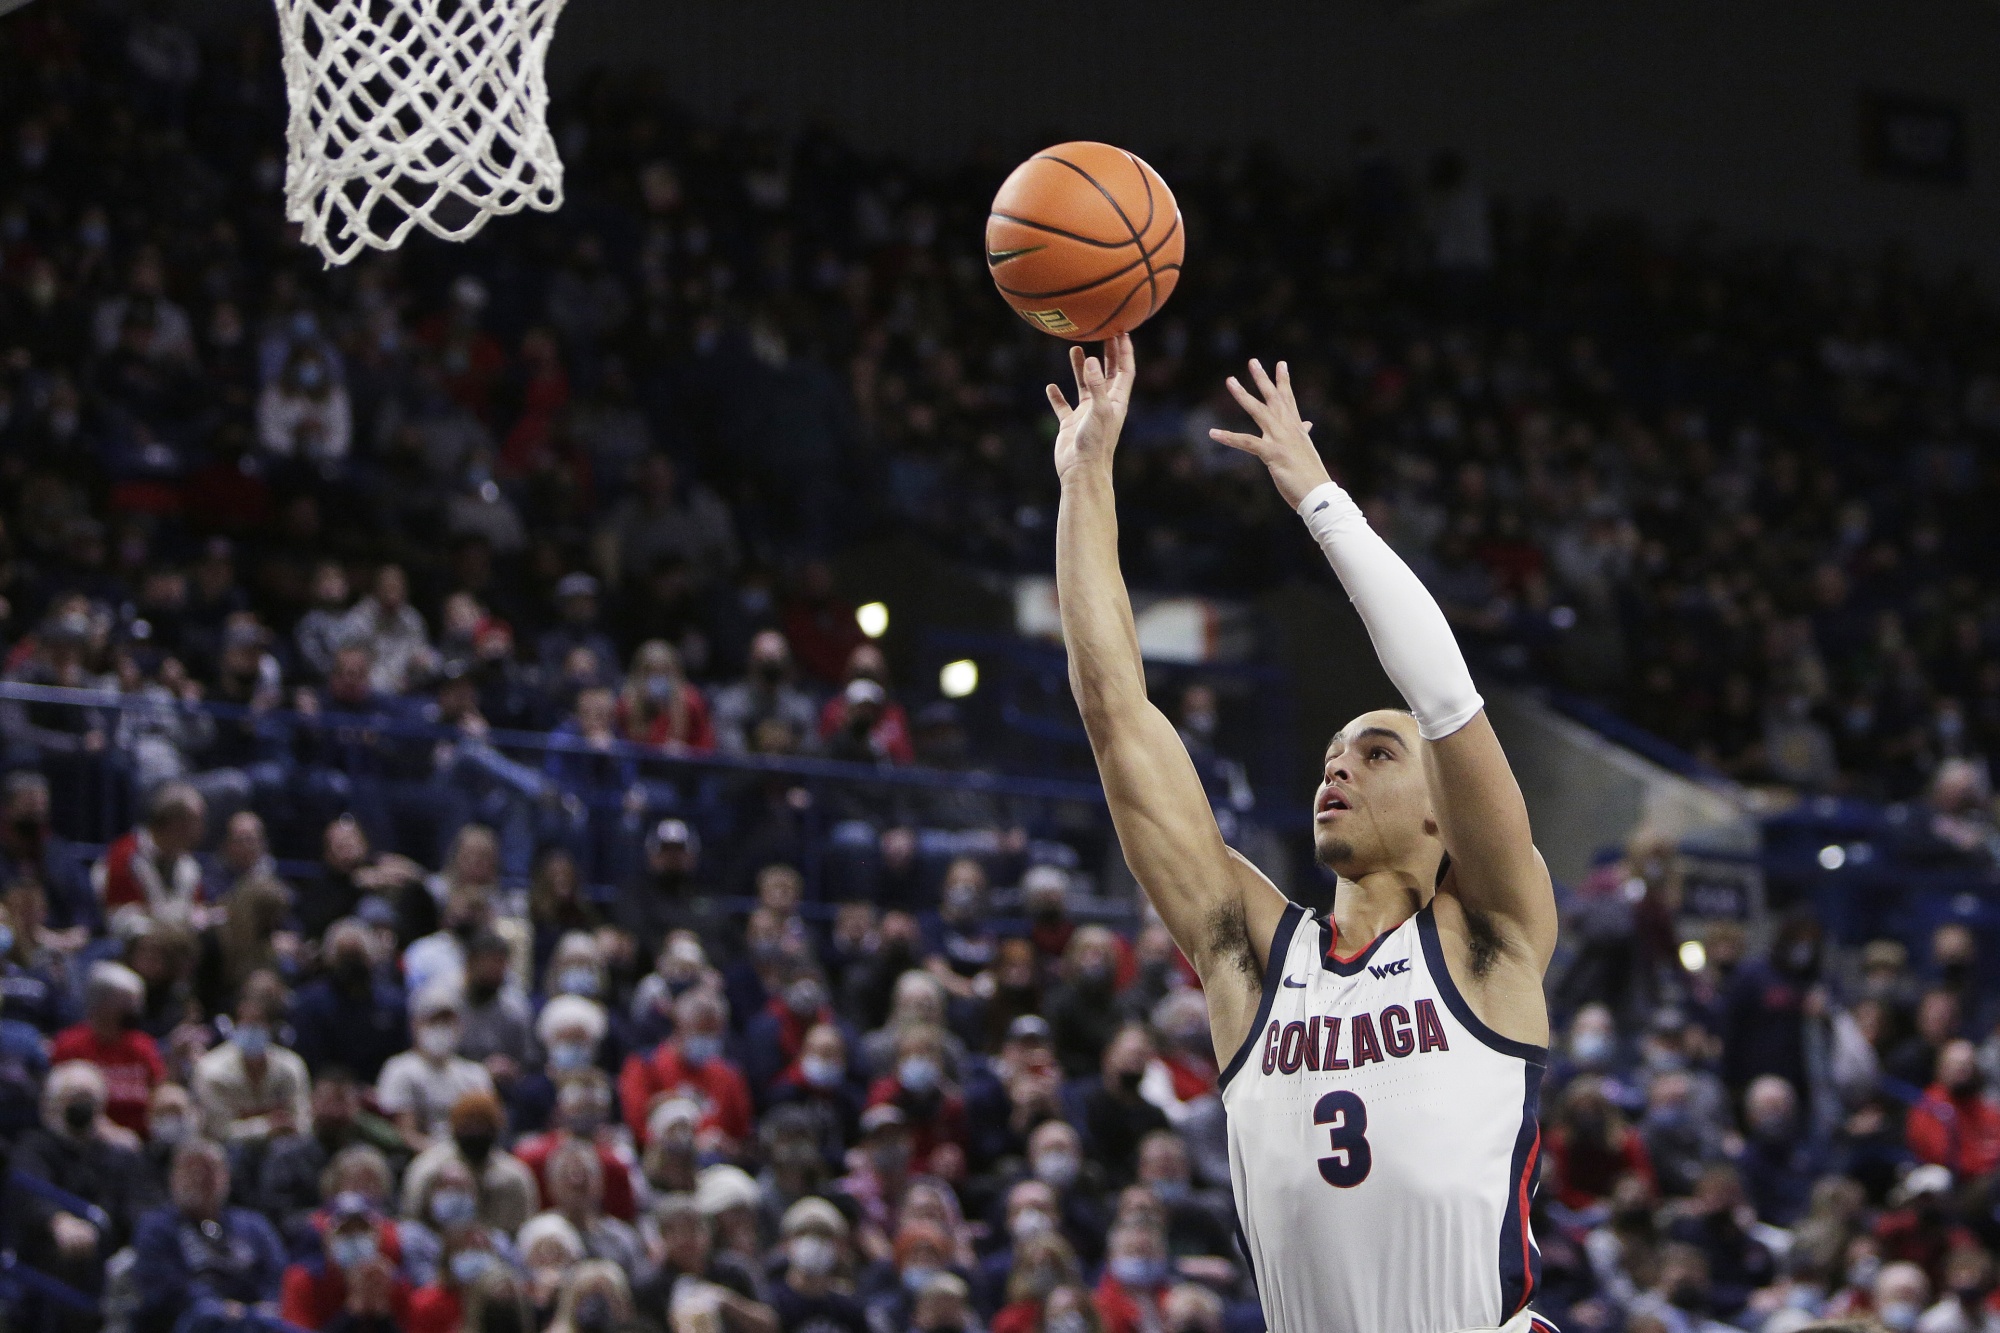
[418,1024,459,1059]
[789,1235,837,1276]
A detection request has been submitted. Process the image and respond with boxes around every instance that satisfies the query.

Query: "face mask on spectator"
[1570,1030,1613,1067]
[645,675,675,702]
[1012,1208,1055,1241]
[1079,957,1113,986]
[1109,1256,1168,1290]
[899,1055,940,1093]
[456,1129,495,1164]
[1150,1178,1190,1207]
[801,1055,843,1089]
[0,924,15,956]
[1848,1256,1882,1290]
[550,1040,593,1073]
[331,1233,378,1270]
[680,1033,721,1066]
[418,1023,459,1059]
[234,1024,270,1059]
[1033,1149,1079,1189]
[943,882,979,916]
[1045,1312,1088,1333]
[62,1099,94,1135]
[901,1264,940,1294]
[449,1248,497,1286]
[432,1188,478,1227]
[790,1235,837,1277]
[1878,1302,1919,1333]
[151,1112,189,1146]
[556,967,599,998]
[784,981,823,1018]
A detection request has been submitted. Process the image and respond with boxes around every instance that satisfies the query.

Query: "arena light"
[939,659,979,699]
[856,602,890,639]
[1818,844,1847,871]
[1678,940,1707,972]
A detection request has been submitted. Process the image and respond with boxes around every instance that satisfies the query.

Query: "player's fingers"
[1208,428,1268,455]
[1111,333,1135,381]
[1300,420,1314,433]
[1082,354,1106,394]
[1277,360,1298,408]
[1068,344,1089,395]
[1045,384,1073,421]
[1248,357,1283,405]
[1225,375,1274,426]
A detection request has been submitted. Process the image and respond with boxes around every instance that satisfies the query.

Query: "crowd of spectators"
[0,4,1999,1333]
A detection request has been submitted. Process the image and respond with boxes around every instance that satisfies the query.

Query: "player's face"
[1312,710,1435,874]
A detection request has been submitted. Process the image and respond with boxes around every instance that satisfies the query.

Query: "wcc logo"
[1368,958,1411,980]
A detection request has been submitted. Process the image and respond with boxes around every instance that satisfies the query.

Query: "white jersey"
[1222,902,1555,1333]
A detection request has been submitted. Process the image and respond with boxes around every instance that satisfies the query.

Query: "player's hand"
[1210,358,1331,508]
[1048,334,1135,482]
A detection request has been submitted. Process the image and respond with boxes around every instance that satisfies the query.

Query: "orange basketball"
[986,142,1184,341]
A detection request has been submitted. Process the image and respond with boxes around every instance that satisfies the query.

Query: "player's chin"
[1313,832,1355,869]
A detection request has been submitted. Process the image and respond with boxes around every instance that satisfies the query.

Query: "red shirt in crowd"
[278,1221,410,1330]
[1093,1272,1163,1333]
[1545,1124,1655,1211]
[817,696,914,763]
[620,690,716,753]
[404,1284,462,1333]
[618,1042,754,1147]
[511,1131,638,1221]
[1907,1084,2000,1179]
[864,1076,967,1174]
[50,1023,165,1134]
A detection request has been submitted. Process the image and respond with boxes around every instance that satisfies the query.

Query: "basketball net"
[273,0,568,266]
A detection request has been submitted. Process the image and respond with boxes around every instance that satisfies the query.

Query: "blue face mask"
[0,924,17,956]
[1149,1179,1191,1207]
[801,1055,843,1089]
[234,1025,270,1059]
[556,967,599,998]
[550,1040,592,1073]
[449,1249,496,1286]
[901,1264,940,1294]
[680,1034,722,1066]
[898,1055,940,1093]
[330,1233,377,1270]
[1108,1256,1168,1290]
[431,1189,478,1228]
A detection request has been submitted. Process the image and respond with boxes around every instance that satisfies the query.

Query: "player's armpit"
[1423,711,1558,971]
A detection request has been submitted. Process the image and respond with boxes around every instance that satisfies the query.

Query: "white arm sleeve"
[1298,481,1484,741]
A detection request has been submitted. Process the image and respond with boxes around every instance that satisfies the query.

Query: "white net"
[273,0,568,266]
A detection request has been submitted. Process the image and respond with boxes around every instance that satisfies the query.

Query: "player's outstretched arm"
[1053,338,1288,1035]
[1213,359,1557,972]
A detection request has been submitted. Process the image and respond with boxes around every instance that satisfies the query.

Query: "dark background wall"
[546,0,2000,274]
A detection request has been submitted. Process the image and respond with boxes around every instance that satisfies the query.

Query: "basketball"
[986,141,1184,341]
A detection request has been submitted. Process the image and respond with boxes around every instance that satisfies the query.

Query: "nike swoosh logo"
[986,246,1044,265]
[1282,976,1308,988]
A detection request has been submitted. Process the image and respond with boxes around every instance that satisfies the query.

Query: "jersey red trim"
[1513,1127,1541,1314]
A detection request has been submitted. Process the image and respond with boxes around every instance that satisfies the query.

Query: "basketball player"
[1048,335,1558,1333]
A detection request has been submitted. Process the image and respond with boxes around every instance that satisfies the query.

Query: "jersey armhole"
[1217,902,1304,1092]
[1416,905,1548,1065]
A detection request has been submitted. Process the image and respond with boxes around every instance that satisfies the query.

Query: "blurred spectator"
[130,1137,287,1333]
[193,986,311,1145]
[712,631,818,755]
[7,1061,157,1322]
[620,987,753,1150]
[51,960,164,1134]
[1906,1039,2000,1178]
[95,780,206,923]
[376,988,495,1153]
[618,640,714,752]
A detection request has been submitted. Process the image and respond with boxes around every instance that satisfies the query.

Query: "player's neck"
[1331,868,1430,946]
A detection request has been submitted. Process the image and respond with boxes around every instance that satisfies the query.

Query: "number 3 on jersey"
[1313,1090,1371,1187]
